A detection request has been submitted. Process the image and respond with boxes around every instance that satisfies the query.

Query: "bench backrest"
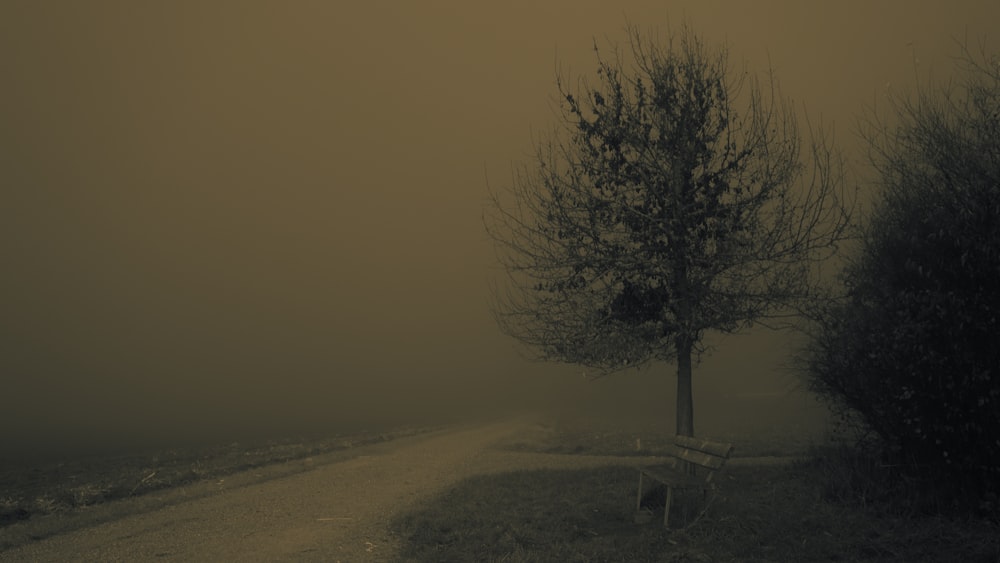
[671,435,734,482]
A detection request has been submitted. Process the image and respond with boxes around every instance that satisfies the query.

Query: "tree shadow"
[390,466,695,562]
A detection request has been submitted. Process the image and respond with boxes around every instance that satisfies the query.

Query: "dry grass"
[393,421,1000,562]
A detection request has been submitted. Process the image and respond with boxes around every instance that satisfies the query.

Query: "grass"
[392,421,1000,562]
[494,416,818,459]
[0,425,434,532]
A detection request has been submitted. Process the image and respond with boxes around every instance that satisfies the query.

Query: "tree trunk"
[675,333,694,437]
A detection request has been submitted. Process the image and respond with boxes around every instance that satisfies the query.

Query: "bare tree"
[485,25,851,437]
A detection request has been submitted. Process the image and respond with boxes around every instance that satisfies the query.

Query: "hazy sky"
[2,2,998,449]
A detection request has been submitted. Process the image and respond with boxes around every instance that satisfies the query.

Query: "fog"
[2,2,996,453]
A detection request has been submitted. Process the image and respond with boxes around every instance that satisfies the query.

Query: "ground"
[2,416,997,562]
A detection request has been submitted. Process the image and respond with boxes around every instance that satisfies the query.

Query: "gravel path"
[1,418,668,562]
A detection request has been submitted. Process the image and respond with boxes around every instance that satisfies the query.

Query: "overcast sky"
[2,2,997,449]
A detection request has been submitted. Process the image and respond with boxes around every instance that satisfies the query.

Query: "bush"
[806,44,1000,516]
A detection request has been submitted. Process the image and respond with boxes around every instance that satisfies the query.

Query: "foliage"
[805,42,1000,513]
[485,23,850,435]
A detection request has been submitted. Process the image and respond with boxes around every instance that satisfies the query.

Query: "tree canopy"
[486,25,851,436]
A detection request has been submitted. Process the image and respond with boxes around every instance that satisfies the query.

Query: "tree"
[485,25,851,437]
[805,42,1000,507]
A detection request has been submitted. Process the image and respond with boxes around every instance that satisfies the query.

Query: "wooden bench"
[636,435,734,528]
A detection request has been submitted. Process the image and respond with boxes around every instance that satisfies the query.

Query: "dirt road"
[0,418,662,562]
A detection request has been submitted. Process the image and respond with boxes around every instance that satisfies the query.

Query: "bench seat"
[636,435,733,528]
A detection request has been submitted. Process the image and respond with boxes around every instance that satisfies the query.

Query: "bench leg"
[636,472,644,511]
[663,486,673,528]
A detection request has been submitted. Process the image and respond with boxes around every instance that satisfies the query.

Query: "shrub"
[806,43,1000,516]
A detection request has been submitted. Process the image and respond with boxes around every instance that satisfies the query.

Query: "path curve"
[1,418,665,562]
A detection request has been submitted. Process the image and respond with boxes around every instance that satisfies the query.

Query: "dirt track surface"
[1,418,670,562]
